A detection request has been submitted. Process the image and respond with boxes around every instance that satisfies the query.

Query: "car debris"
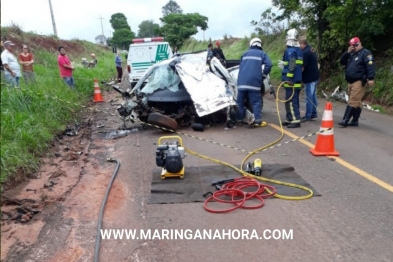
[323,86,380,112]
[104,51,274,131]
[322,86,349,102]
[64,122,81,136]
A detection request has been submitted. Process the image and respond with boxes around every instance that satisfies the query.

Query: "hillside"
[1,26,117,184]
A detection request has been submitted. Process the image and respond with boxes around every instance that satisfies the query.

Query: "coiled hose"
[94,158,120,262]
[185,81,313,201]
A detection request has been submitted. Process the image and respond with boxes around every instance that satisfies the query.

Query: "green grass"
[1,38,117,182]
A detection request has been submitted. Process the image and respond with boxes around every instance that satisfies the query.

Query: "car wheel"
[147,113,178,131]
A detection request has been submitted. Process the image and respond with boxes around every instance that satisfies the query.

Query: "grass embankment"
[182,33,393,110]
[1,28,117,182]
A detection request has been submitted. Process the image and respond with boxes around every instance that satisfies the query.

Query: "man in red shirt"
[19,45,36,85]
[57,46,75,88]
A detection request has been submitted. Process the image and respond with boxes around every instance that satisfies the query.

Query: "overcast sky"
[1,0,277,43]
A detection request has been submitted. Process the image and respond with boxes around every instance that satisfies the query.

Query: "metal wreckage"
[106,51,274,131]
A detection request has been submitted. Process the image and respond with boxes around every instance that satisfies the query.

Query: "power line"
[48,0,58,36]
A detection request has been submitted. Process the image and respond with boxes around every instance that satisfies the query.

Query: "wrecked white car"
[107,51,275,131]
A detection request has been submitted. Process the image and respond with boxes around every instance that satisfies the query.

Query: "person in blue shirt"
[115,51,122,83]
[206,43,214,65]
[236,37,272,127]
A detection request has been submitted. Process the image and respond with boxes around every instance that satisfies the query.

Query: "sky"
[1,0,277,43]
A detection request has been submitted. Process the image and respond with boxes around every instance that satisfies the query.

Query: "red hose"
[204,177,277,213]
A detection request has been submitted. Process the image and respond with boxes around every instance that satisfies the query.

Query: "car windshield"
[141,64,181,95]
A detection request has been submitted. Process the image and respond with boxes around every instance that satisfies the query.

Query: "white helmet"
[250,37,262,48]
[286,28,299,41]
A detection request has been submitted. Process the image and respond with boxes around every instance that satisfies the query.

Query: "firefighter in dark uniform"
[236,37,273,127]
[279,28,303,128]
[213,41,227,67]
[339,37,375,127]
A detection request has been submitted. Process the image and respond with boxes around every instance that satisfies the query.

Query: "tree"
[110,13,131,31]
[271,0,393,72]
[111,28,135,49]
[162,0,183,17]
[159,13,208,49]
[251,8,283,35]
[137,20,160,38]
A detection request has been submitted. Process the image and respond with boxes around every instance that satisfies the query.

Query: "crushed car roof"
[132,51,238,117]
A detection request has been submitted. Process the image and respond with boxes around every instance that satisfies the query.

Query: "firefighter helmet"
[250,37,262,48]
[286,28,299,41]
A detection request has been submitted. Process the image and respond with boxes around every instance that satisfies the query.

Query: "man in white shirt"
[1,41,21,87]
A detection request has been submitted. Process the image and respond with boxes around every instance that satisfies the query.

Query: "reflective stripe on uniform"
[296,59,303,65]
[283,61,288,65]
[284,83,302,88]
[243,56,262,61]
[287,73,294,77]
[237,85,261,91]
[289,102,299,121]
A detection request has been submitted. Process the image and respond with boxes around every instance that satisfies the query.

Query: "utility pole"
[48,0,58,36]
[98,15,105,37]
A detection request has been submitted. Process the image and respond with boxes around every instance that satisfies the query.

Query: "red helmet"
[215,41,220,46]
[349,37,360,45]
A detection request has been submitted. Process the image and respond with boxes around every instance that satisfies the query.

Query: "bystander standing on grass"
[18,44,36,85]
[1,40,21,88]
[57,46,75,88]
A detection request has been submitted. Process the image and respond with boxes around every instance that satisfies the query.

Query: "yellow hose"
[185,81,313,200]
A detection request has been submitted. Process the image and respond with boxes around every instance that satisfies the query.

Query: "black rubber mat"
[148,164,321,204]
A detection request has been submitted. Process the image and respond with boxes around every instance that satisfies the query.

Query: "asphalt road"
[4,79,392,262]
[88,85,393,262]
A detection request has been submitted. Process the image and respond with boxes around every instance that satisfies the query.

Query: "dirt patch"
[2,31,109,58]
[0,220,45,260]
[1,89,130,261]
[0,115,93,260]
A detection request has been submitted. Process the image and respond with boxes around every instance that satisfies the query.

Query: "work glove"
[277,60,285,69]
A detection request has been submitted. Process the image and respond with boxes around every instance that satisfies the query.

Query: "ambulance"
[127,37,173,87]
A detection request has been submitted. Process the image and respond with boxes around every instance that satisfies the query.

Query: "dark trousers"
[285,88,301,123]
[236,89,263,123]
[116,67,123,83]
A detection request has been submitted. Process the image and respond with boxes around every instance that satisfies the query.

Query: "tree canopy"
[159,13,208,49]
[109,13,131,31]
[162,0,183,17]
[111,28,135,49]
[109,12,135,48]
[137,20,160,38]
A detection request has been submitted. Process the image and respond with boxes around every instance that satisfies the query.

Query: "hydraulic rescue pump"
[155,136,186,179]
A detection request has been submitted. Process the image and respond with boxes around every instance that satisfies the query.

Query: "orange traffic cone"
[93,79,104,103]
[310,102,340,156]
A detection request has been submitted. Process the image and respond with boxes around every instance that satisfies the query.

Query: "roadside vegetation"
[1,25,116,182]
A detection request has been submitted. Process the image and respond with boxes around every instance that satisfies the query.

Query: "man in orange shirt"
[18,44,36,85]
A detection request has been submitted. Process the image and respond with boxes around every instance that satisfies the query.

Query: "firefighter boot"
[348,107,361,126]
[338,105,354,127]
